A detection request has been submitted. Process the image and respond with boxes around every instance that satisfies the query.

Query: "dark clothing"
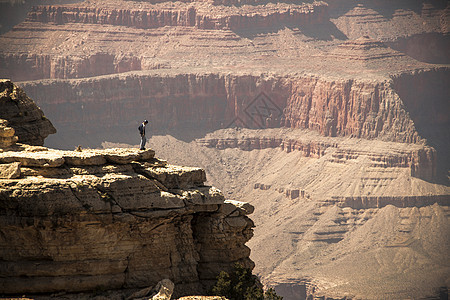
[138,124,145,136]
[138,123,147,150]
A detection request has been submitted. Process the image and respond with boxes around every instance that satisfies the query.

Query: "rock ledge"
[0,145,255,298]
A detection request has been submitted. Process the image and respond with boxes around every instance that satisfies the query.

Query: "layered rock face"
[26,1,327,31]
[0,0,327,81]
[197,128,437,181]
[19,70,443,147]
[0,79,56,146]
[146,130,450,300]
[1,0,449,299]
[0,145,255,297]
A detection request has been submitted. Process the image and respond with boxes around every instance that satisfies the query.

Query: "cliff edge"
[0,145,255,298]
[0,82,255,298]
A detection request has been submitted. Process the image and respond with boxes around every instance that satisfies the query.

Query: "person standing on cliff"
[138,120,149,150]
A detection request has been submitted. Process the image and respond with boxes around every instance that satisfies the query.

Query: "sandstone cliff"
[17,66,450,181]
[0,79,56,146]
[2,0,447,82]
[196,128,437,181]
[19,69,444,146]
[26,1,327,31]
[0,145,255,297]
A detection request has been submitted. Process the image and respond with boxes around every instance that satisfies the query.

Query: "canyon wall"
[0,0,83,35]
[196,133,437,181]
[283,75,423,143]
[0,53,142,82]
[25,2,327,31]
[19,70,443,147]
[0,1,327,81]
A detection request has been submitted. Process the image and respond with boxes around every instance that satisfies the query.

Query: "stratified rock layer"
[0,79,56,146]
[145,129,450,300]
[26,1,327,31]
[19,70,445,146]
[0,146,255,297]
[196,127,437,181]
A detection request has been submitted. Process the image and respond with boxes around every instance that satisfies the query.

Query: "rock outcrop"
[197,128,437,181]
[0,119,19,149]
[0,79,56,146]
[0,145,255,297]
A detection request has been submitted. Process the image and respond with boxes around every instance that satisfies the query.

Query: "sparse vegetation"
[211,263,282,300]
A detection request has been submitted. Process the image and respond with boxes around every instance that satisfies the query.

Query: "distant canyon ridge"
[0,0,449,299]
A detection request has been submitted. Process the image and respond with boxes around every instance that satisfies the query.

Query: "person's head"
[144,120,148,125]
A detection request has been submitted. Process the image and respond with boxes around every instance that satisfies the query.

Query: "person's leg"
[140,135,146,150]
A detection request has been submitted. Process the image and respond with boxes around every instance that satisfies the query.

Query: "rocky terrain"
[0,79,56,146]
[0,81,254,299]
[0,145,254,298]
[0,0,449,299]
[136,129,448,299]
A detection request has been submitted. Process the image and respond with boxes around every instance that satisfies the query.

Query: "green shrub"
[211,263,282,300]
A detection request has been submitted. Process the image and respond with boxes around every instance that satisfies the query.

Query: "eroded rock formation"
[0,79,56,146]
[0,119,19,149]
[0,146,254,297]
[196,128,437,181]
[26,1,327,31]
[146,130,450,300]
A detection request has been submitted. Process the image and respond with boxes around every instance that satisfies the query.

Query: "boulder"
[223,200,254,215]
[126,279,174,300]
[0,162,21,179]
